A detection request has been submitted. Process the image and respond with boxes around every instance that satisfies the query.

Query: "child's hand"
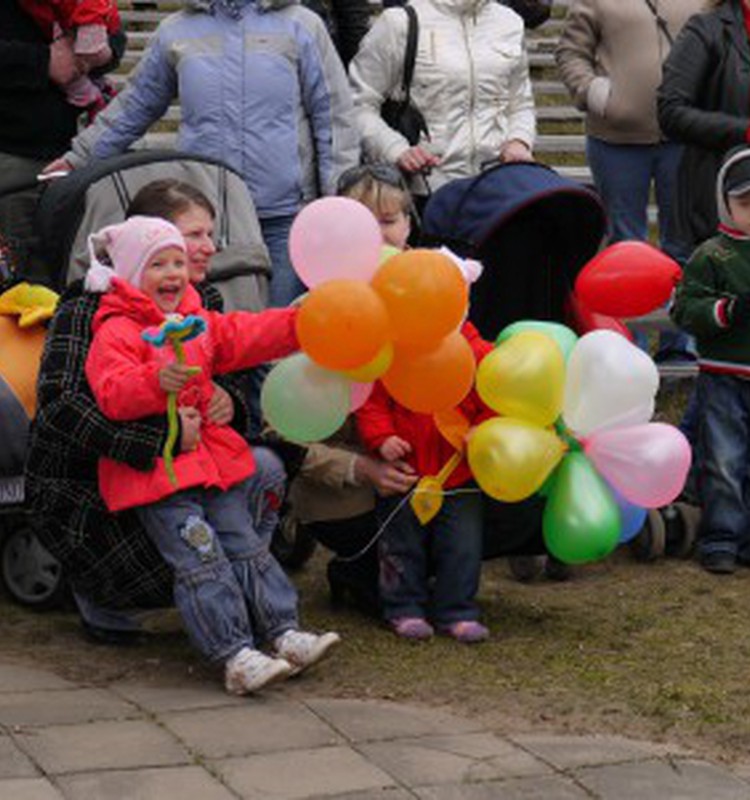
[379,435,412,462]
[178,406,201,452]
[159,363,195,393]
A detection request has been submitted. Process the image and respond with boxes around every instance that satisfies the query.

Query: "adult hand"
[40,158,73,177]
[178,406,201,452]
[379,435,412,462]
[500,139,534,163]
[207,383,235,426]
[159,363,195,393]
[355,456,418,496]
[48,35,80,87]
[396,146,440,174]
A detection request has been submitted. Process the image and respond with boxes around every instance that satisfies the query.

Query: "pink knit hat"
[85,216,186,293]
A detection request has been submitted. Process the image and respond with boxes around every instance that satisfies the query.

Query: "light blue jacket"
[65,0,360,217]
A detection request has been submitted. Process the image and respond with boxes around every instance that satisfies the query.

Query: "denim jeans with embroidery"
[137,475,298,662]
[377,489,484,625]
[696,372,750,560]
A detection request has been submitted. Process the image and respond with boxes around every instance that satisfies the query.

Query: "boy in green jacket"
[672,146,750,575]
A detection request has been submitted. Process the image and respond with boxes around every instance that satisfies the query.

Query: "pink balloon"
[289,198,383,288]
[583,423,692,508]
[350,381,374,411]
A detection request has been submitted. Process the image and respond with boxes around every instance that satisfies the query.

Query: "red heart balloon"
[565,292,634,341]
[574,241,682,318]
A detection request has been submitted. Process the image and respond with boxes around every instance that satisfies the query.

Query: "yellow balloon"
[467,417,565,502]
[476,331,565,427]
[343,342,394,382]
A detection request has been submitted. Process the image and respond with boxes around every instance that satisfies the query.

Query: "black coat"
[657,0,750,249]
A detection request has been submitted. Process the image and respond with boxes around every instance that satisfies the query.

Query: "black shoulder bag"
[380,5,430,146]
[643,0,674,46]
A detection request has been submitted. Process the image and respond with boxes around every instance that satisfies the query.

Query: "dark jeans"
[377,490,484,625]
[696,372,750,560]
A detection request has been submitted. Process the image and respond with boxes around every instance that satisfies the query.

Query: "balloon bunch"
[467,323,692,564]
[570,241,683,337]
[261,198,478,443]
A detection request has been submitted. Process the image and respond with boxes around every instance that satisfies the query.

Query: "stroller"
[0,150,275,609]
[422,161,608,560]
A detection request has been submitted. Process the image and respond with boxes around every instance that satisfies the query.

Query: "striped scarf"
[210,0,252,18]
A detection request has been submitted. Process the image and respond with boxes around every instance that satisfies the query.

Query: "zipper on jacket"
[461,15,477,169]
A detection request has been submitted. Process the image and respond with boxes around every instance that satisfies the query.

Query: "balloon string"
[333,486,482,564]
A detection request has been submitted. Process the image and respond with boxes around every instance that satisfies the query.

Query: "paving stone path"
[1,662,749,799]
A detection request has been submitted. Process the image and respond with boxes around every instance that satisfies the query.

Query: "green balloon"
[542,452,620,564]
[496,320,579,361]
[261,354,350,444]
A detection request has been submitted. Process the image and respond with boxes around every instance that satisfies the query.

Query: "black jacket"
[657,0,750,249]
[0,0,80,160]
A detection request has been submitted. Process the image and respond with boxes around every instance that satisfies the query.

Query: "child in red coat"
[84,215,339,695]
[19,0,120,112]
[356,317,493,643]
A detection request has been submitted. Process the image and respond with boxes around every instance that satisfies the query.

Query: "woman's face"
[172,204,216,284]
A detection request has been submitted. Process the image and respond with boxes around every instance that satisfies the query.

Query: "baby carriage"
[0,150,277,610]
[423,161,608,561]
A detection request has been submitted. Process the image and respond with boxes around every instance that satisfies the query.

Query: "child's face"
[375,207,411,251]
[140,246,189,314]
[728,192,750,235]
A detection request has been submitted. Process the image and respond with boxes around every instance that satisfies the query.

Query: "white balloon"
[562,330,658,437]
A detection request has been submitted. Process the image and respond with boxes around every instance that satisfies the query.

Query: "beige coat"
[555,0,706,144]
[288,419,375,524]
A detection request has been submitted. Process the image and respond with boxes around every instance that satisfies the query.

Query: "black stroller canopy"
[422,162,606,341]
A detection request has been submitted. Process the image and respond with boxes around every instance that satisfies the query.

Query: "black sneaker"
[699,552,737,575]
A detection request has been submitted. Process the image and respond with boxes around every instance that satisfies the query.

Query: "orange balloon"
[382,331,476,413]
[296,279,391,371]
[371,249,468,348]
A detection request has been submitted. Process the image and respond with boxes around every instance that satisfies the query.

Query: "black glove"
[730,293,750,326]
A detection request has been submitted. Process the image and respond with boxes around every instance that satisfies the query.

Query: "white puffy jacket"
[349,0,536,190]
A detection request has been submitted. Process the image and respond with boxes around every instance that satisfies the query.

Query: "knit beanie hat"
[84,216,186,293]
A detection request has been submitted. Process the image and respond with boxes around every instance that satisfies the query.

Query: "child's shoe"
[389,617,434,641]
[225,647,293,695]
[273,629,340,675]
[438,620,489,644]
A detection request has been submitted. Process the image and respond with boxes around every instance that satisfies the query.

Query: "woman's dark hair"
[125,179,215,222]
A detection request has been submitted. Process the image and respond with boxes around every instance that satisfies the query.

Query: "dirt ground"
[3,545,750,768]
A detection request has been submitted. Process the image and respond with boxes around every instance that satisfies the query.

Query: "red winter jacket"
[356,322,493,489]
[19,0,120,39]
[86,280,297,512]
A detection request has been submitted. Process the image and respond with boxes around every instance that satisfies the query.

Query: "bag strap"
[401,5,419,101]
[643,0,673,46]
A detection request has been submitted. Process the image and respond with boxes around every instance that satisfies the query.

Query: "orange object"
[371,249,468,349]
[296,279,391,371]
[383,331,476,413]
[0,317,46,418]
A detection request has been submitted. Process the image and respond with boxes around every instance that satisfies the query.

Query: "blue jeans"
[137,476,298,662]
[377,490,484,625]
[261,215,306,308]
[586,136,693,356]
[695,373,750,560]
[74,446,286,634]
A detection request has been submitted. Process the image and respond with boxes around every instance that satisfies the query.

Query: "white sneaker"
[224,647,293,695]
[273,630,341,675]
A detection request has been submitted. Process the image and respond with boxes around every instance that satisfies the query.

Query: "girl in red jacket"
[356,319,493,644]
[83,215,339,695]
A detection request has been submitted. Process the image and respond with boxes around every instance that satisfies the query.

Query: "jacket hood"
[93,280,203,333]
[184,0,298,14]
[716,147,750,238]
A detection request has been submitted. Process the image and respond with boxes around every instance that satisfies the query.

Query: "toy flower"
[142,314,206,485]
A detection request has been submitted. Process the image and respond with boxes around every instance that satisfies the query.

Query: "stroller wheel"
[1,522,68,609]
[271,513,317,570]
[628,509,666,562]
